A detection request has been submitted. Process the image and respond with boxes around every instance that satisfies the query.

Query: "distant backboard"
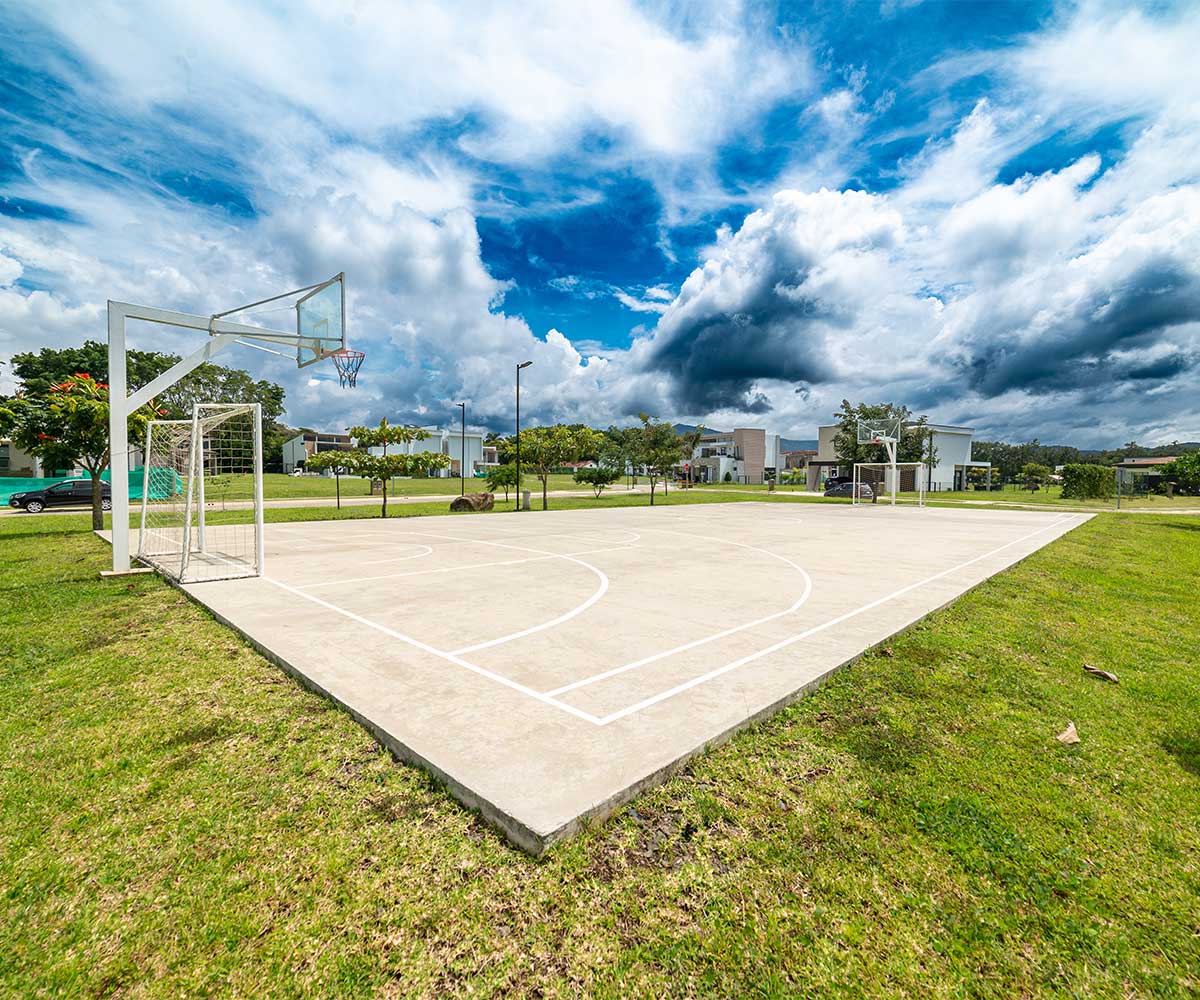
[296,273,346,368]
[857,417,902,445]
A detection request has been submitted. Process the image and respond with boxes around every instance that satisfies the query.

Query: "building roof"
[783,449,817,457]
[1119,456,1177,467]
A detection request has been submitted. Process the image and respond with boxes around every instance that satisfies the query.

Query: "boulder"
[450,491,495,512]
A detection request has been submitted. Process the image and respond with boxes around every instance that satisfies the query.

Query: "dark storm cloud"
[959,257,1200,397]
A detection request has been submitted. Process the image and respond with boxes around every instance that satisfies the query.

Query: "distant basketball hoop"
[331,348,365,388]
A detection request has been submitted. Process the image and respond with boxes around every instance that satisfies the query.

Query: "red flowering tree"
[13,373,161,529]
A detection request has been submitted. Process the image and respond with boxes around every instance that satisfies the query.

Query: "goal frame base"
[852,461,928,507]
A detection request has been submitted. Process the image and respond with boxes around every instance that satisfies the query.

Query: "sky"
[0,0,1197,447]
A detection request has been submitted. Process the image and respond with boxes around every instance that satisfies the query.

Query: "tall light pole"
[515,361,533,510]
[456,402,466,496]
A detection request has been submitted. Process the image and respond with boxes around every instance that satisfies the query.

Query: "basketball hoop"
[330,348,365,388]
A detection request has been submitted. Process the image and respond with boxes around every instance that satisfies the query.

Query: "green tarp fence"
[1,468,183,505]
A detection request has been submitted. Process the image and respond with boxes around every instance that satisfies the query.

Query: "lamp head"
[517,360,533,370]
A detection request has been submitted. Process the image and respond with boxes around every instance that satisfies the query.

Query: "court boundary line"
[260,508,1083,728]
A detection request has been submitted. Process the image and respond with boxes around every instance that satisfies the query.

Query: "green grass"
[1,508,1198,997]
[206,472,589,501]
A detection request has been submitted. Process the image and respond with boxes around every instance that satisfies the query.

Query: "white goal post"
[852,462,927,507]
[137,404,263,583]
[105,275,346,576]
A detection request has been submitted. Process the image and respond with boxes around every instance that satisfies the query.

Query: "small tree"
[518,425,598,510]
[304,449,356,509]
[574,465,621,498]
[636,415,684,506]
[12,373,159,529]
[345,419,450,517]
[1020,462,1052,492]
[678,424,706,485]
[487,462,520,502]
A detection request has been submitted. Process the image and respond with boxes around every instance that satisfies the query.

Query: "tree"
[574,465,621,498]
[1020,462,1052,491]
[344,419,450,517]
[11,341,286,425]
[11,373,160,529]
[832,400,919,467]
[1161,452,1200,494]
[486,462,520,502]
[635,415,683,506]
[678,424,706,484]
[518,425,598,510]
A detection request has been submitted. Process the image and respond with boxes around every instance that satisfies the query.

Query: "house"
[687,428,783,484]
[807,422,990,491]
[1117,456,1178,492]
[282,432,354,473]
[0,438,42,477]
[368,427,486,479]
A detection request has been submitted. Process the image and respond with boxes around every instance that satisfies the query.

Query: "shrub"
[1061,463,1115,500]
[723,471,732,482]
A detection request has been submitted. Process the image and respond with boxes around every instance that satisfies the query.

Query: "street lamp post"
[515,361,533,510]
[456,402,466,496]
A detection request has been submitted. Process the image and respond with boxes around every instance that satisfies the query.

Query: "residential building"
[369,427,486,479]
[0,438,42,477]
[808,422,990,491]
[688,428,783,484]
[782,449,817,470]
[282,432,353,473]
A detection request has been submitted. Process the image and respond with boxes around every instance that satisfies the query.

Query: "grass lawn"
[1,507,1197,997]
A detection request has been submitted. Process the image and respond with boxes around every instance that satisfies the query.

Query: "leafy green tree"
[832,400,922,466]
[345,419,450,517]
[12,373,160,529]
[678,424,706,484]
[1161,452,1200,494]
[574,465,621,498]
[1020,462,1052,491]
[636,415,683,506]
[11,341,287,426]
[486,462,520,502]
[518,425,599,510]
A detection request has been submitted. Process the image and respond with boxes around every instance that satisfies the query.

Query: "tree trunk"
[382,479,388,518]
[649,479,655,506]
[542,475,548,511]
[90,470,104,531]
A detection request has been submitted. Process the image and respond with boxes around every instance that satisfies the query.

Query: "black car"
[8,479,111,513]
[824,481,873,499]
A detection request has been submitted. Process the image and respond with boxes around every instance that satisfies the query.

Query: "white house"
[368,427,485,479]
[808,422,990,491]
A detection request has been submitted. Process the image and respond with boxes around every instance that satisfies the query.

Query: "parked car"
[824,481,873,499]
[8,479,111,513]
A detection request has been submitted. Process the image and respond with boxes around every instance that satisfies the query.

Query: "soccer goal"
[137,403,263,583]
[852,462,926,507]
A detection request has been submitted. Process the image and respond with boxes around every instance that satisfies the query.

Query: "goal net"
[852,462,927,507]
[137,403,264,583]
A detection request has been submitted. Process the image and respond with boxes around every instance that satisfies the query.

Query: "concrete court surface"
[176,501,1090,853]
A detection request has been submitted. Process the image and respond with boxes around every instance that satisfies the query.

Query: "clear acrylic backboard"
[296,273,346,367]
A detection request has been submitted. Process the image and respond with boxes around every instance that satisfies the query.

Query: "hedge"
[1061,463,1115,499]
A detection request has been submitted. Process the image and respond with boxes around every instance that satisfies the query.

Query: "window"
[72,481,93,497]
[49,483,74,495]
[0,443,8,472]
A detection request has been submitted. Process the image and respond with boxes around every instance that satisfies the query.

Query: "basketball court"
[173,501,1090,853]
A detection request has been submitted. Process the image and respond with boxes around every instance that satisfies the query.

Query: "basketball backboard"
[857,417,902,445]
[296,273,346,367]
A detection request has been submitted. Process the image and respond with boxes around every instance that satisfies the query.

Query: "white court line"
[261,576,603,725]
[544,528,813,697]
[358,544,435,565]
[591,513,1084,725]
[338,526,621,657]
[293,545,637,590]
